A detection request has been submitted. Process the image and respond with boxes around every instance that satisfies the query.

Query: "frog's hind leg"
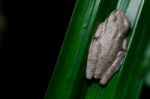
[100,38,127,85]
[86,41,102,79]
[100,51,124,85]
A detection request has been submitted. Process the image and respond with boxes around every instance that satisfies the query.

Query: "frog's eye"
[93,36,100,41]
[108,14,117,22]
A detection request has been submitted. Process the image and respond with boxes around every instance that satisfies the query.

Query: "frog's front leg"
[100,39,127,85]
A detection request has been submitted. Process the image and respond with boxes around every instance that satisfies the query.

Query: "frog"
[86,9,129,85]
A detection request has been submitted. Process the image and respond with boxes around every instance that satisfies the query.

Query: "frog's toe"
[86,71,93,79]
[94,71,101,79]
[100,78,107,85]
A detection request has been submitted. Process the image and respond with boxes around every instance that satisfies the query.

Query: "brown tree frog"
[86,9,129,85]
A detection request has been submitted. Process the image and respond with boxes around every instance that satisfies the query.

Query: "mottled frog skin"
[86,9,129,85]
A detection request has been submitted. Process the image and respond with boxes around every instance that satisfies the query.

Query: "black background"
[1,0,76,98]
[0,0,149,99]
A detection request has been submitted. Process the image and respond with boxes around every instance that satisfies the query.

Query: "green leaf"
[45,0,150,99]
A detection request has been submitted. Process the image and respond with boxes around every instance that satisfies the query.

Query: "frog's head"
[107,9,129,34]
[108,9,125,23]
